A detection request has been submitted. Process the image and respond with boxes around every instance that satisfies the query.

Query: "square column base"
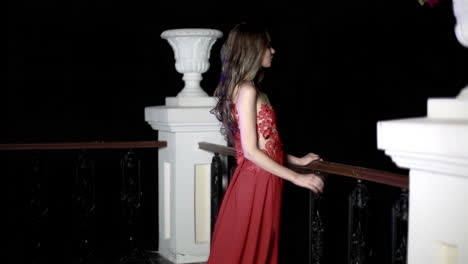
[145,103,226,263]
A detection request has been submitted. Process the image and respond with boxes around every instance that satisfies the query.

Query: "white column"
[377,90,468,264]
[144,28,225,263]
[145,105,225,263]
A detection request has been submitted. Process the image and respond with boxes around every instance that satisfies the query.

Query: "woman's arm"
[286,154,302,166]
[236,84,323,193]
[286,153,321,167]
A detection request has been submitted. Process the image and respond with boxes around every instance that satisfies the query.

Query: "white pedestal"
[165,96,217,107]
[377,95,468,264]
[144,101,226,263]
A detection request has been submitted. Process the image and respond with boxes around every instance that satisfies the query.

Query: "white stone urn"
[453,0,468,47]
[161,28,223,107]
[452,0,468,104]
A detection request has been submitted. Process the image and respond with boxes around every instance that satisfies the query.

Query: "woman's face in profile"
[262,46,275,68]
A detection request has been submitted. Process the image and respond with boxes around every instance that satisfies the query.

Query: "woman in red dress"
[208,23,324,264]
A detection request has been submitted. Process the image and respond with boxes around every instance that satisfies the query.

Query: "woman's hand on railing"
[287,152,322,167]
[299,152,322,166]
[291,173,324,194]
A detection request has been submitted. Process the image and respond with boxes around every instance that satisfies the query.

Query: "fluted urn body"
[161,28,223,106]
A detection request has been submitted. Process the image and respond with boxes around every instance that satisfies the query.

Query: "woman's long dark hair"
[211,23,271,145]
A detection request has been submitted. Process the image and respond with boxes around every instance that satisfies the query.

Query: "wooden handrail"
[0,141,167,150]
[198,141,408,189]
[199,142,236,157]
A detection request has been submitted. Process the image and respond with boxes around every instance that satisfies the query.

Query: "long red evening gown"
[207,103,284,264]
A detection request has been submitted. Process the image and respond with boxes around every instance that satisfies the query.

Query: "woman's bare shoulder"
[233,82,257,104]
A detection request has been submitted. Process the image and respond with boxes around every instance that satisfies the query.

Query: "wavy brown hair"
[211,23,271,145]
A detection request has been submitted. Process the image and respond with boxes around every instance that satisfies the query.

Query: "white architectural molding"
[161,28,223,107]
[427,84,468,119]
[145,106,223,132]
[377,90,468,264]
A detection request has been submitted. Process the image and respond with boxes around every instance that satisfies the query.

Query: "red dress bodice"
[232,103,284,166]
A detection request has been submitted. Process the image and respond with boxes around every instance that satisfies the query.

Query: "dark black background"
[7,0,468,262]
[7,0,468,170]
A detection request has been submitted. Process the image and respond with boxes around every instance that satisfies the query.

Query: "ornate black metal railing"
[199,141,409,264]
[2,141,166,264]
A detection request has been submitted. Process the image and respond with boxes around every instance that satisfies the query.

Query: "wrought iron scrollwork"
[309,193,324,264]
[347,180,371,264]
[119,150,152,264]
[210,153,224,234]
[121,150,142,227]
[72,150,96,263]
[391,189,408,264]
[26,152,48,264]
